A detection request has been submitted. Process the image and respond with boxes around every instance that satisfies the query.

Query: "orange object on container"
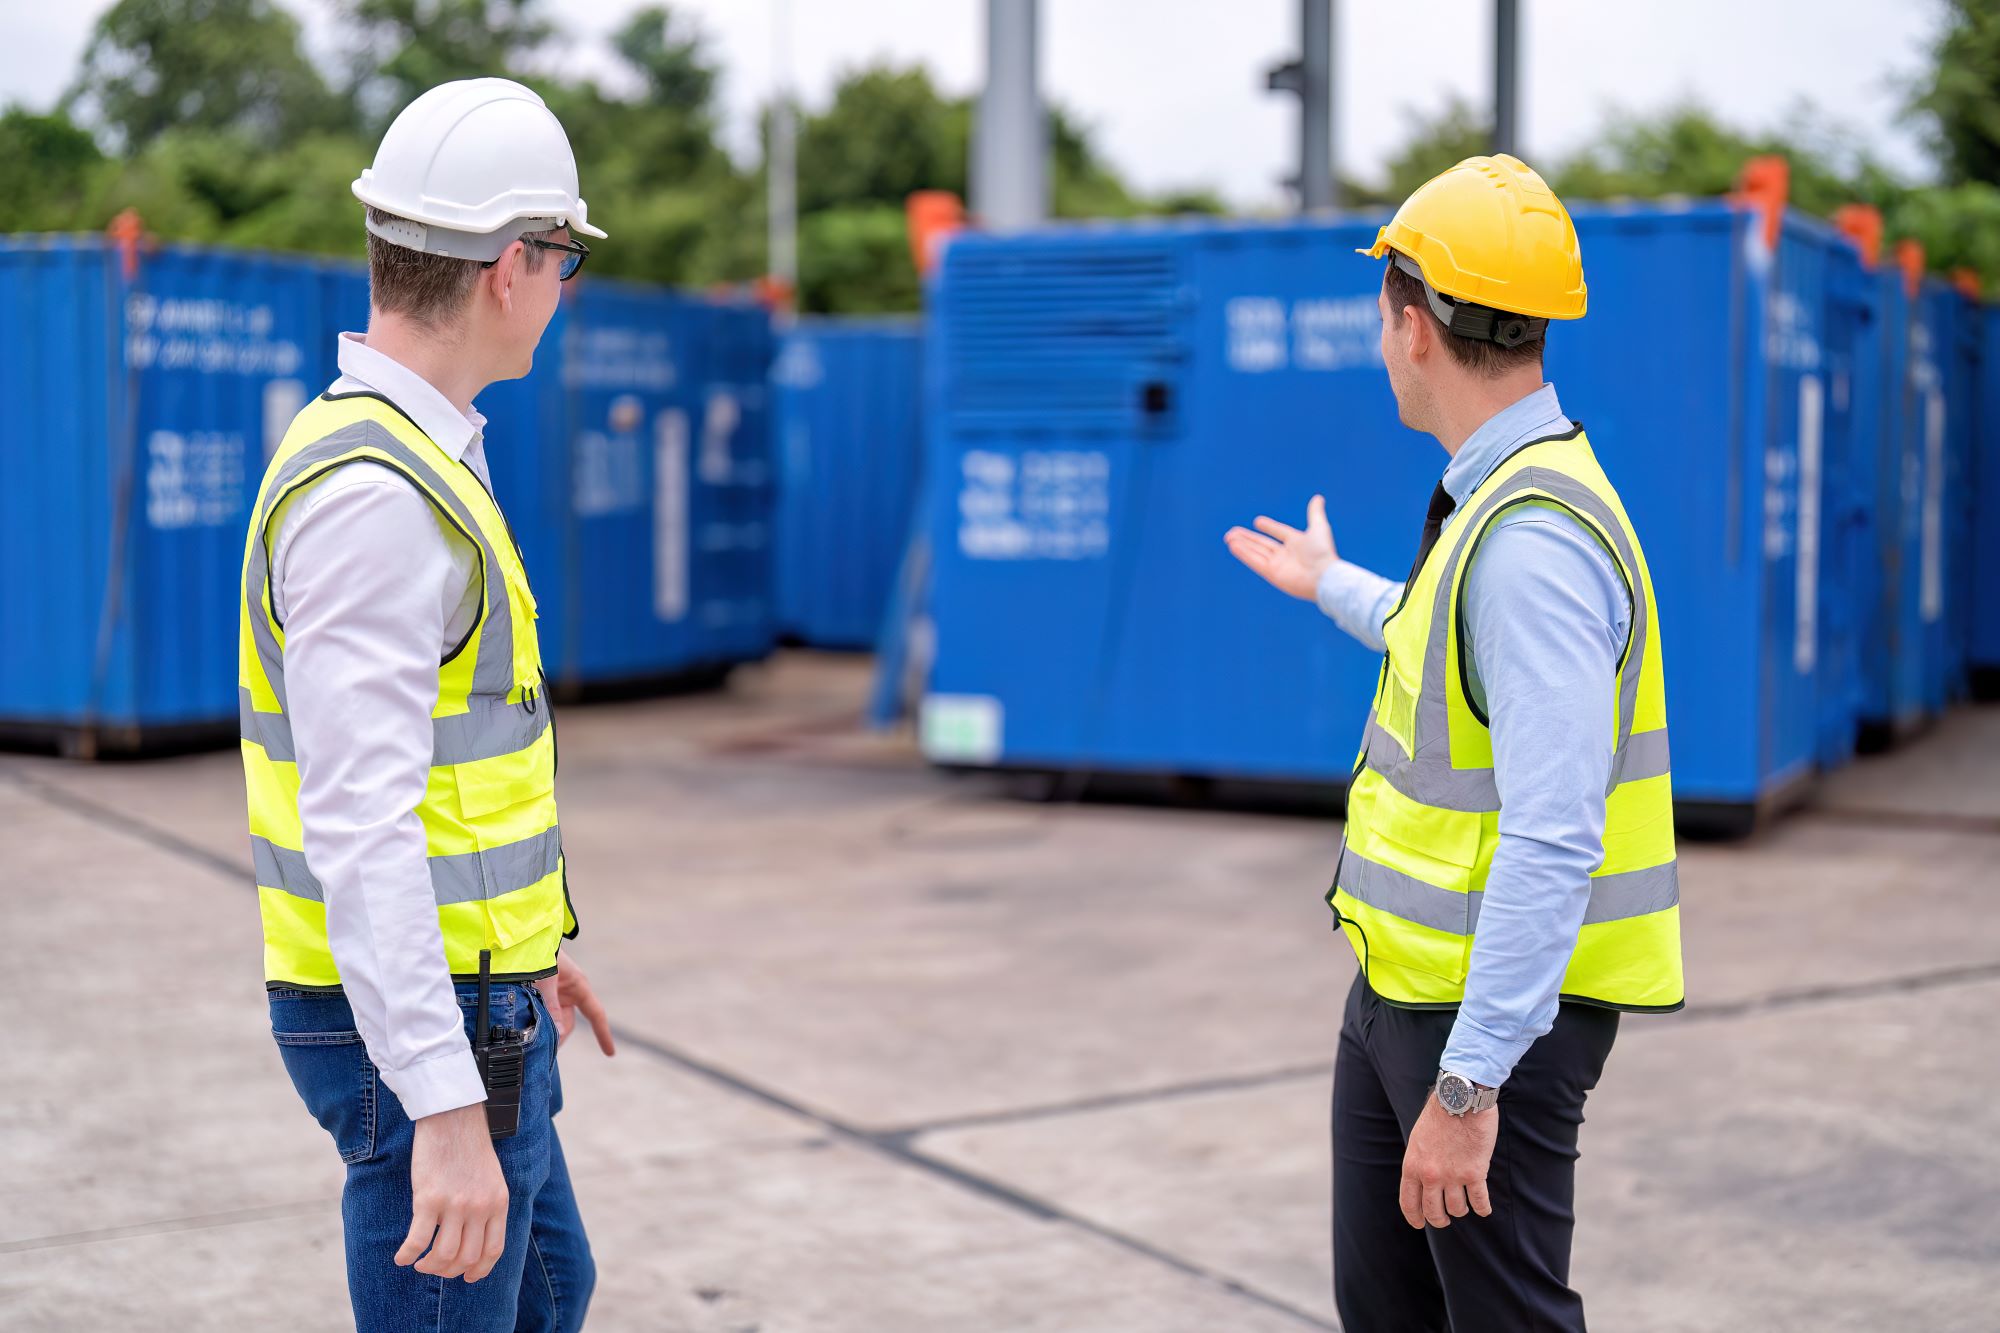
[1896,239,1925,300]
[753,273,796,311]
[1832,204,1883,269]
[1951,267,1983,302]
[106,208,145,282]
[1732,155,1788,250]
[906,190,966,277]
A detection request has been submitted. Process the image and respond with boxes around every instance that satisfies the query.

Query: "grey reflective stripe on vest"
[251,827,564,905]
[1363,458,1659,813]
[1337,845,1680,933]
[241,686,550,767]
[243,418,517,717]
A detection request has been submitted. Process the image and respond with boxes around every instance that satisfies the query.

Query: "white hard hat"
[352,77,607,263]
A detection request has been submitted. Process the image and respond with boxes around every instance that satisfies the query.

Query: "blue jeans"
[271,982,596,1332]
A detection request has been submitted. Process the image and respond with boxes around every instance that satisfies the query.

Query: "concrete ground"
[2,651,1996,1332]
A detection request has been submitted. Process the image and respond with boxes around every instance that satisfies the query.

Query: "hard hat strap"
[1390,253,1547,350]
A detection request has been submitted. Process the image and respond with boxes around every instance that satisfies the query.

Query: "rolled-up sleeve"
[277,473,486,1120]
[1440,511,1629,1088]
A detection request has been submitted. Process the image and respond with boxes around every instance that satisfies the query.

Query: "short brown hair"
[366,206,554,328]
[1382,259,1544,378]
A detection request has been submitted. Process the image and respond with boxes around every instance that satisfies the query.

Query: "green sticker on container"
[920,694,1004,763]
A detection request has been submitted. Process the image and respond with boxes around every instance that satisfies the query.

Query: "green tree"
[63,0,341,152]
[1909,0,2000,186]
[0,107,106,231]
[339,0,553,128]
[1379,96,1492,201]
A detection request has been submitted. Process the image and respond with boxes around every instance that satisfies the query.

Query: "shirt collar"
[334,332,486,460]
[1440,382,1570,506]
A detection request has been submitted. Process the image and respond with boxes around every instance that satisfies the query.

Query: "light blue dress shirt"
[1316,383,1632,1087]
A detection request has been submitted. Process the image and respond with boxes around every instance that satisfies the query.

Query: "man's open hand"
[1224,494,1339,601]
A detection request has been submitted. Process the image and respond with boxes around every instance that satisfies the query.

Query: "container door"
[920,236,1185,770]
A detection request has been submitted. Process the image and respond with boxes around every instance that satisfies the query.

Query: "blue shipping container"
[908,203,1876,821]
[0,238,773,752]
[773,319,924,649]
[1851,272,1974,738]
[328,271,777,694]
[0,237,345,752]
[1976,304,2000,696]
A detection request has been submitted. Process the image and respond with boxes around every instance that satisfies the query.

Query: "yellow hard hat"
[1359,154,1586,329]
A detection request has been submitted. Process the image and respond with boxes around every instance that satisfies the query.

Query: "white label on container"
[1226,297,1287,373]
[573,430,644,516]
[957,448,1110,561]
[1921,387,1945,623]
[920,694,1004,763]
[1292,296,1383,371]
[146,430,243,529]
[699,390,741,484]
[262,379,304,460]
[124,296,301,376]
[1794,375,1821,674]
[561,325,676,390]
[654,409,689,622]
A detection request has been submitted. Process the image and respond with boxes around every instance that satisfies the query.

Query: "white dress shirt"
[268,332,495,1120]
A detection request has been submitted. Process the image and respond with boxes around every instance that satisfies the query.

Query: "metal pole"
[1493,0,1519,158]
[767,0,798,307]
[973,0,1046,231]
[1300,0,1335,211]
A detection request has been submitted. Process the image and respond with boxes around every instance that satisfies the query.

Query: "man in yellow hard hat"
[1226,155,1683,1330]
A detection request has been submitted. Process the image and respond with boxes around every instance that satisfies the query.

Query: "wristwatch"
[1433,1070,1499,1117]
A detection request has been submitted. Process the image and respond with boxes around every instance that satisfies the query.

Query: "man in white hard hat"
[238,78,614,1329]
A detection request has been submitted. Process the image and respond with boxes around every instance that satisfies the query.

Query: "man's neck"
[362,315,488,418]
[1431,370,1545,456]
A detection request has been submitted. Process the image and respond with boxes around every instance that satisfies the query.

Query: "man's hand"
[1224,495,1339,601]
[396,1104,509,1281]
[1398,1094,1498,1229]
[543,951,615,1056]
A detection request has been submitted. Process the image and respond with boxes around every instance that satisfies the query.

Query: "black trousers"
[1331,972,1620,1333]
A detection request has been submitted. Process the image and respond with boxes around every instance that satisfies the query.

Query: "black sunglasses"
[482,235,591,281]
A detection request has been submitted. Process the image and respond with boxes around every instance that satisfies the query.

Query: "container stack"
[902,203,1989,829]
[772,318,925,650]
[0,237,775,754]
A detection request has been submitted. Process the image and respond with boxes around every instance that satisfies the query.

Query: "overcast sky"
[8,0,1943,209]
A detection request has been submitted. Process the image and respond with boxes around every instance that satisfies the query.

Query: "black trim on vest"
[266,964,561,995]
[320,388,428,436]
[1450,490,1636,731]
[1378,420,1587,634]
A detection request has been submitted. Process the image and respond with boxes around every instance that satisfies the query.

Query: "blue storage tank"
[0,236,343,753]
[1975,303,2000,698]
[908,202,1874,824]
[772,318,924,649]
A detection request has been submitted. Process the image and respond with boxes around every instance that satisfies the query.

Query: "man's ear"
[1401,303,1431,363]
[486,240,524,314]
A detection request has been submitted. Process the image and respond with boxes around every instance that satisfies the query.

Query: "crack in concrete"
[607,1029,1340,1332]
[879,1061,1331,1139]
[0,1199,333,1255]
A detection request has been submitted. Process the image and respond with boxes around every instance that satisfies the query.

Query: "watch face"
[1437,1074,1473,1114]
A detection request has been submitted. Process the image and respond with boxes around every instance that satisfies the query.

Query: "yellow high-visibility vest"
[239,390,575,989]
[1332,426,1683,1011]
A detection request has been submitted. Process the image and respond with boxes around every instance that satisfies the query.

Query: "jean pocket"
[273,1028,377,1164]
